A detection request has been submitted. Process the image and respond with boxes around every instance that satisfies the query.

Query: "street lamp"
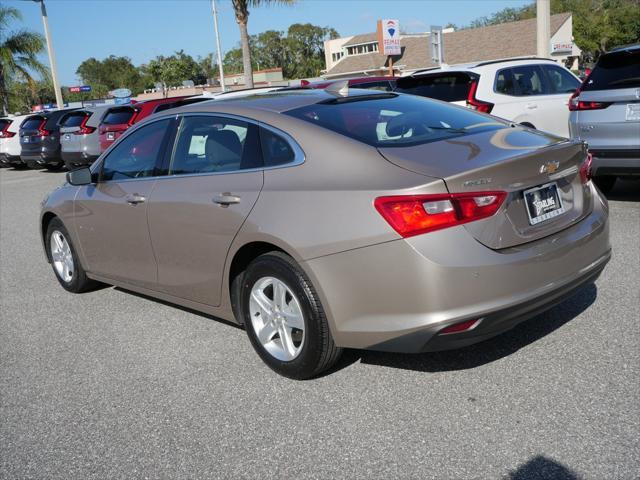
[210,0,226,92]
[31,0,64,108]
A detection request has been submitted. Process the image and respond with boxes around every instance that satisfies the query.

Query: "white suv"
[396,57,581,138]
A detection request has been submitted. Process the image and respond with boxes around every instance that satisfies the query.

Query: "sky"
[6,0,532,85]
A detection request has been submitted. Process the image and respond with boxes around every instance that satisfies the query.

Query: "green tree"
[0,5,48,115]
[76,55,145,94]
[146,50,204,95]
[284,23,338,78]
[230,0,296,89]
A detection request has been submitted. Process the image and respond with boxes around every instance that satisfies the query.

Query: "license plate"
[524,182,565,225]
[106,132,115,141]
[626,104,640,121]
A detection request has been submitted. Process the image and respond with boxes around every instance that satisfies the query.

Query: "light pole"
[32,0,64,108]
[210,0,226,92]
[536,0,551,58]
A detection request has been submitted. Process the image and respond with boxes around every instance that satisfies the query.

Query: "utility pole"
[211,0,226,92]
[536,0,551,58]
[35,0,64,108]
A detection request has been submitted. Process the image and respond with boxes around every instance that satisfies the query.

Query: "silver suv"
[569,44,640,193]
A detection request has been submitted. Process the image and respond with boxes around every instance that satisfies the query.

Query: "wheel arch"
[41,211,58,262]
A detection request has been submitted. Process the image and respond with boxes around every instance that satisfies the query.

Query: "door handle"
[213,193,241,206]
[125,193,146,205]
[526,102,538,110]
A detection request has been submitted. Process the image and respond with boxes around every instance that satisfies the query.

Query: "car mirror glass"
[66,166,93,186]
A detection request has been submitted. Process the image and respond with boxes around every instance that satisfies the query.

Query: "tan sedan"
[40,89,611,379]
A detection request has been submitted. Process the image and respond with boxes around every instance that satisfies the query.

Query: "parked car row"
[0,95,210,170]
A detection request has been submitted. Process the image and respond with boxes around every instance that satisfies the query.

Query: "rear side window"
[0,119,11,130]
[102,108,136,125]
[60,111,89,127]
[508,65,548,96]
[285,93,506,148]
[260,128,295,167]
[583,49,640,91]
[544,65,580,93]
[495,69,516,95]
[396,73,474,102]
[169,116,262,175]
[20,116,45,130]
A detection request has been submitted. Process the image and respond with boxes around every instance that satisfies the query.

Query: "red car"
[98,96,208,152]
[307,76,397,91]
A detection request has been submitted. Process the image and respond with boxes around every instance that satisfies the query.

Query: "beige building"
[323,13,581,79]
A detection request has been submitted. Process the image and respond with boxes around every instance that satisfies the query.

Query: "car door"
[73,118,173,288]
[538,64,581,137]
[146,114,264,306]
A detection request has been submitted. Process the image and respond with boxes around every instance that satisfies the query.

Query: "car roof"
[606,43,640,54]
[408,57,559,77]
[170,88,392,115]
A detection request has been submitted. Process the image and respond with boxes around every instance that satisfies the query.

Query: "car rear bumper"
[0,153,23,166]
[61,150,99,165]
[303,183,610,353]
[589,149,640,176]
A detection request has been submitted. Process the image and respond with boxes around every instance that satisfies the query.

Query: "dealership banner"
[377,19,401,56]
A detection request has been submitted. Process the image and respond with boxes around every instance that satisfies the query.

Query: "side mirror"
[66,166,93,186]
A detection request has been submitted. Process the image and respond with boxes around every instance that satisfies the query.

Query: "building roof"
[325,12,572,78]
[343,32,378,47]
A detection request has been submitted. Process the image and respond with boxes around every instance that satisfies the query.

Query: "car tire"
[593,176,616,195]
[241,252,342,380]
[45,217,99,293]
[64,160,77,171]
[45,163,63,171]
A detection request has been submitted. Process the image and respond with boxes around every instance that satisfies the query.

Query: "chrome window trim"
[93,112,305,183]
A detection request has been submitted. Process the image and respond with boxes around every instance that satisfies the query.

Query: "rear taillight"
[580,153,593,184]
[466,80,494,114]
[37,119,51,136]
[127,109,140,126]
[439,319,480,335]
[0,122,14,138]
[568,88,611,111]
[374,191,507,238]
[74,115,95,135]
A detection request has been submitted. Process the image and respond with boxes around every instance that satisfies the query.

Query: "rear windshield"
[583,49,640,91]
[395,73,474,102]
[60,111,89,127]
[0,119,11,130]
[154,97,208,113]
[285,93,507,148]
[102,108,135,125]
[21,116,45,130]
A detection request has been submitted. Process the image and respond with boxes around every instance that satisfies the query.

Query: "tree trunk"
[0,65,8,116]
[238,20,254,89]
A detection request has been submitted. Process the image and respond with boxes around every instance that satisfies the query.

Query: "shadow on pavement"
[328,283,597,375]
[506,455,582,480]
[606,178,640,202]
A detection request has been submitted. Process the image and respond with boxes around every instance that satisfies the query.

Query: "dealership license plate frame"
[626,104,640,121]
[523,182,565,226]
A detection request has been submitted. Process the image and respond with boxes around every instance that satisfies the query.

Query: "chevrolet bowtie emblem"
[540,161,560,174]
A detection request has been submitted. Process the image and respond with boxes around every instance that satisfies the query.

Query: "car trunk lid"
[378,127,593,249]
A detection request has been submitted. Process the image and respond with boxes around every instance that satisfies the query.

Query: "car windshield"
[583,49,640,91]
[61,112,89,127]
[102,108,135,125]
[285,92,507,148]
[21,117,45,130]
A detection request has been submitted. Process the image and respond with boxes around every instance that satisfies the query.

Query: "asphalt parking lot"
[0,168,638,479]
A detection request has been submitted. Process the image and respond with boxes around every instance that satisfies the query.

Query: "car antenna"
[325,80,349,97]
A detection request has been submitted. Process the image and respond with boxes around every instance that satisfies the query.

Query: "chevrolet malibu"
[40,89,611,379]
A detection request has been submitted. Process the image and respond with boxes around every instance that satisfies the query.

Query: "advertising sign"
[68,85,91,93]
[377,19,401,56]
[114,97,131,105]
[550,42,573,54]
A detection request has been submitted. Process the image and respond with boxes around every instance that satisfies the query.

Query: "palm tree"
[0,5,47,115]
[230,0,295,89]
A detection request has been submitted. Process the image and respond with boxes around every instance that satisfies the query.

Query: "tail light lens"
[568,89,611,111]
[0,122,15,138]
[466,80,494,114]
[580,153,593,184]
[74,115,96,135]
[127,109,140,126]
[37,119,51,137]
[439,319,480,335]
[374,191,507,238]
